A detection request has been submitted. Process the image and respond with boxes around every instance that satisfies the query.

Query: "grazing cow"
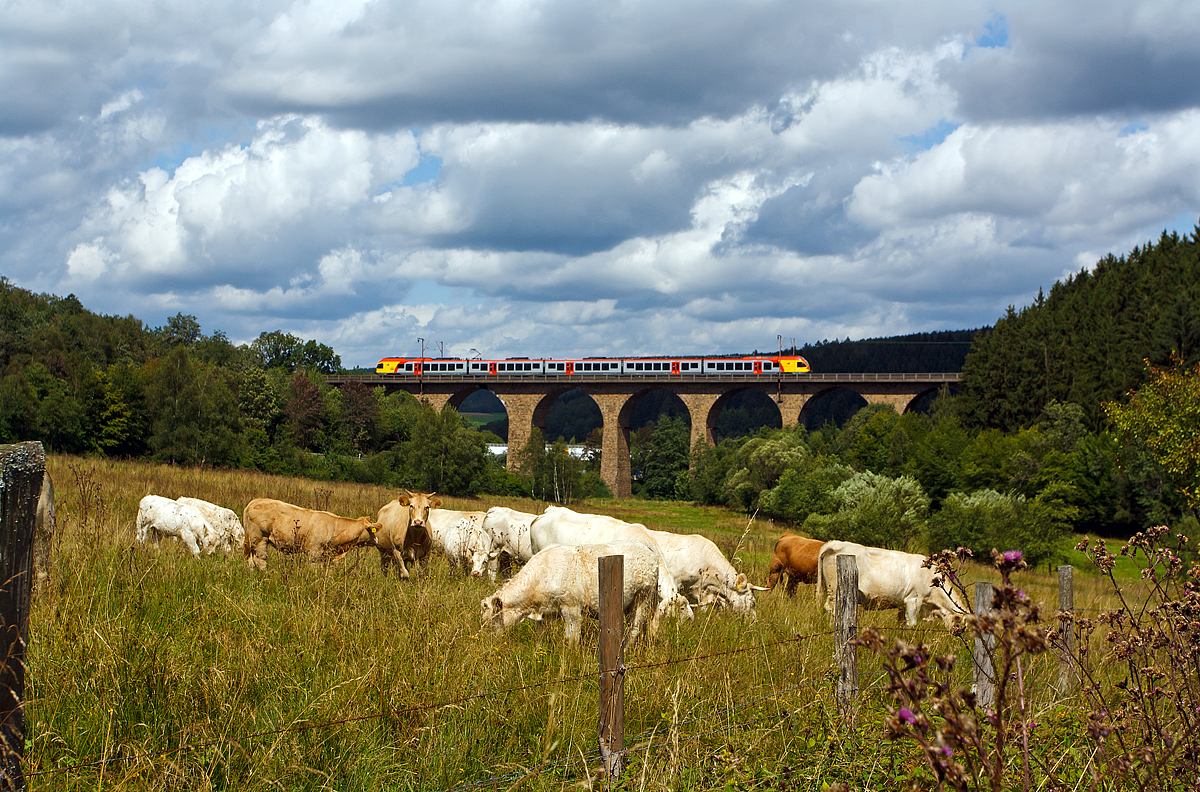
[648,529,762,615]
[136,495,215,557]
[427,508,491,576]
[34,472,55,593]
[480,540,659,649]
[243,498,380,572]
[765,535,826,596]
[815,541,967,627]
[177,497,245,555]
[375,491,442,578]
[481,506,536,581]
[529,506,693,623]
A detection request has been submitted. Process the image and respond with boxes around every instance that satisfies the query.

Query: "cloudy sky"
[3,0,1199,367]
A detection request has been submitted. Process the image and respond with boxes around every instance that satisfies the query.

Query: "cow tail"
[814,543,834,604]
[241,505,254,559]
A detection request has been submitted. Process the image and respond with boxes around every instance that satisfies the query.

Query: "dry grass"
[27,455,1115,791]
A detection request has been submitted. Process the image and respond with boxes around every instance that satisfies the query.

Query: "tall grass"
[27,456,1120,790]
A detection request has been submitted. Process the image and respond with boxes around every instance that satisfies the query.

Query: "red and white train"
[375,354,810,376]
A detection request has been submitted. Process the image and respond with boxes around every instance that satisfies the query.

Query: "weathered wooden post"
[835,554,859,723]
[0,442,43,790]
[1057,565,1075,696]
[598,555,625,783]
[973,582,996,710]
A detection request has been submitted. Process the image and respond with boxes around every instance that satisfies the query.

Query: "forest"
[2,225,1199,562]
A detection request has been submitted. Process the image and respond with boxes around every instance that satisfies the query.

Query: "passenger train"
[375,354,810,376]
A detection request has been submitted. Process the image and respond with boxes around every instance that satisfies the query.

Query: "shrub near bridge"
[25,455,1161,791]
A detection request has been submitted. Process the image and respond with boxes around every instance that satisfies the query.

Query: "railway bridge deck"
[327,372,960,498]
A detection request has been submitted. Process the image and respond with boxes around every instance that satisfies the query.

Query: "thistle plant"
[1069,526,1200,790]
[858,548,1050,791]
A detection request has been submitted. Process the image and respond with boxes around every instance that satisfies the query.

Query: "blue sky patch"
[976,14,1009,48]
[1119,120,1149,136]
[899,120,961,152]
[145,121,255,178]
[403,155,443,186]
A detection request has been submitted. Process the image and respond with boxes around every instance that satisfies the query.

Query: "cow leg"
[785,574,800,597]
[561,606,583,645]
[904,598,920,627]
[247,537,268,571]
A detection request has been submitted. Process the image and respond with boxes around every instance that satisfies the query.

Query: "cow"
[815,540,967,627]
[33,472,54,593]
[243,498,380,572]
[481,506,536,581]
[480,540,659,650]
[528,505,693,624]
[765,534,826,596]
[136,495,215,557]
[427,508,491,576]
[177,497,245,555]
[648,529,762,615]
[375,491,441,578]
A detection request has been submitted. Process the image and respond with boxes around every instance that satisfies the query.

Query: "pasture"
[28,455,1130,791]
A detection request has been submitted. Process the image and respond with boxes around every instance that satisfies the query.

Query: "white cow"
[815,541,967,627]
[177,497,245,555]
[528,506,692,623]
[136,495,214,557]
[428,509,492,576]
[480,540,659,649]
[648,530,762,615]
[481,506,536,581]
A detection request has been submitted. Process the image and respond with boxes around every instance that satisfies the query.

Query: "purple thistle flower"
[898,708,917,725]
[940,745,953,758]
[1003,550,1023,563]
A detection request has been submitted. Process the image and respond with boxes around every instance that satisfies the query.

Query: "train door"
[488,361,497,375]
[413,361,423,376]
[566,361,575,375]
[671,360,680,375]
[753,360,762,374]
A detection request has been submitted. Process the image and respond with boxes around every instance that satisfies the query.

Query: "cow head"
[358,520,382,547]
[465,524,493,578]
[924,583,968,629]
[399,490,441,529]
[480,595,521,631]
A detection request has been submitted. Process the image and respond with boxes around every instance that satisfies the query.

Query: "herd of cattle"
[135,492,967,647]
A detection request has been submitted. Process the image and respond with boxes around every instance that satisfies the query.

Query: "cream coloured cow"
[34,472,55,592]
[177,497,245,555]
[137,495,215,557]
[480,540,659,650]
[243,498,379,571]
[375,490,441,578]
[528,506,692,624]
[480,506,536,581]
[815,540,966,627]
[648,529,762,615]
[427,508,492,576]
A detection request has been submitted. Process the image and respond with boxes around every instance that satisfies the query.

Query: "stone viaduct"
[326,372,959,498]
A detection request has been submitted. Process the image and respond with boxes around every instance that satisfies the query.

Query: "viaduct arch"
[328,373,959,498]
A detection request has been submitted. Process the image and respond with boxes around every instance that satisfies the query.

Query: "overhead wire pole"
[418,337,425,399]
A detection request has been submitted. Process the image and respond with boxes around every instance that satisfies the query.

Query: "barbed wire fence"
[19,553,1091,789]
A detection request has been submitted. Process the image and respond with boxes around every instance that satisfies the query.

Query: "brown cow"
[766,534,826,596]
[243,498,380,572]
[375,491,442,578]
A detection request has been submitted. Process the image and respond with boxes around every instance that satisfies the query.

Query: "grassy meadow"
[27,455,1137,791]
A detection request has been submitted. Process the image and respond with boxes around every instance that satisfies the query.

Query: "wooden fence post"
[835,554,859,724]
[598,555,624,783]
[0,442,43,790]
[1057,565,1075,696]
[973,582,996,710]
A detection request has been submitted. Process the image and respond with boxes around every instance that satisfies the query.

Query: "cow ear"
[491,595,503,611]
[431,497,443,509]
[735,573,748,591]
[397,494,411,506]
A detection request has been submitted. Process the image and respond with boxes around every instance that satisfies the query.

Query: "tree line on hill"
[2,222,1198,561]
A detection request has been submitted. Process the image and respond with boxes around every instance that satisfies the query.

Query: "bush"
[803,471,929,550]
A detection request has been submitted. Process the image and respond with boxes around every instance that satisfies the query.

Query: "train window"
[405,364,412,371]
